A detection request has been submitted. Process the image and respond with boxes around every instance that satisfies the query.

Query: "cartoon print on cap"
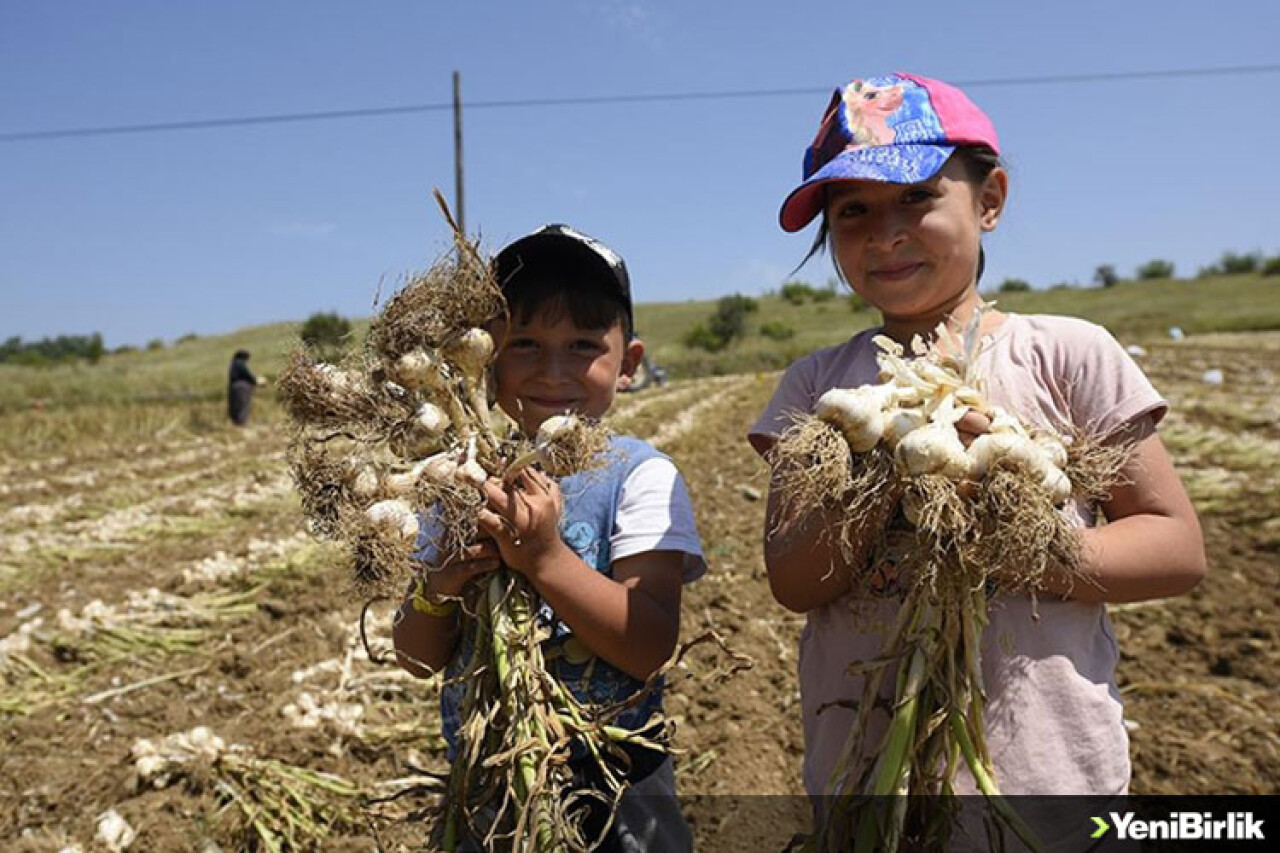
[842,80,905,146]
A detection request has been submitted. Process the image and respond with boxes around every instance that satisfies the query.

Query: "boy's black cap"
[493,224,633,330]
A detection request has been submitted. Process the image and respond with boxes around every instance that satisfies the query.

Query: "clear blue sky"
[3,1,1278,348]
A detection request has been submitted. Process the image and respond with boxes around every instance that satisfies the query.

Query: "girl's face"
[490,310,643,436]
[825,158,1007,334]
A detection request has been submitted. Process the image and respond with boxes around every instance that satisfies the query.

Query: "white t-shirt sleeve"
[611,457,707,583]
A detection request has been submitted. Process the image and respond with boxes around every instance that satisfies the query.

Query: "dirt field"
[1,334,1276,850]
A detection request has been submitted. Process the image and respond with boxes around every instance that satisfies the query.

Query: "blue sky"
[3,1,1278,347]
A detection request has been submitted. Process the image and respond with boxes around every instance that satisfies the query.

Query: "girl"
[748,73,1205,808]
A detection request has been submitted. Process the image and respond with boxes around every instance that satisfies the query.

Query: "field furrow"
[1,335,1277,850]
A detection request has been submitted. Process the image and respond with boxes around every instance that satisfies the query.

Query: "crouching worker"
[393,225,705,851]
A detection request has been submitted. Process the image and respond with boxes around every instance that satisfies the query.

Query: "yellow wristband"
[411,577,458,618]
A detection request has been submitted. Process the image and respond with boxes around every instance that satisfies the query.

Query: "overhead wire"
[3,63,1280,143]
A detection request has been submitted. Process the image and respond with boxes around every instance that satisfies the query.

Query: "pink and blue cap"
[778,73,1000,232]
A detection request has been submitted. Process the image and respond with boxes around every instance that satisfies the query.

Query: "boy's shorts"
[453,756,691,852]
[607,757,692,853]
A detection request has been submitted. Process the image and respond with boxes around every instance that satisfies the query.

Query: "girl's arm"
[754,434,885,613]
[477,469,683,681]
[1041,430,1206,603]
[391,541,501,677]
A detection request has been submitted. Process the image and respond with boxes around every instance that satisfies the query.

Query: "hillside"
[3,273,1277,415]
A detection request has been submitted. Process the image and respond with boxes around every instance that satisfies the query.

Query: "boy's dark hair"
[494,225,634,340]
[801,145,1003,284]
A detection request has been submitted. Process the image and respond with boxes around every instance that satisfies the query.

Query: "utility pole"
[452,70,465,235]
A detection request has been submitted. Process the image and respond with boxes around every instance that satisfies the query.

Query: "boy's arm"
[1040,431,1206,603]
[522,546,683,681]
[391,541,501,677]
[478,469,683,681]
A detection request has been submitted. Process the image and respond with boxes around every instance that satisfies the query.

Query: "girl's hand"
[954,408,992,447]
[954,409,992,500]
[476,468,567,575]
[423,538,503,598]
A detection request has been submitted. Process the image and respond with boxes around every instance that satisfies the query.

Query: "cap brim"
[778,144,956,232]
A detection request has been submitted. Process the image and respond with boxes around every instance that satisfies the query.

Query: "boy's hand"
[423,538,503,598]
[477,468,566,575]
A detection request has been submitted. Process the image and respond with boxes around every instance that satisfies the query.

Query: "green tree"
[1093,264,1118,288]
[779,281,815,305]
[1217,251,1260,275]
[682,294,757,352]
[300,311,353,360]
[998,278,1031,293]
[1135,259,1175,280]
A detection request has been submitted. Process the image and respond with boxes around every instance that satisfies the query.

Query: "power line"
[3,63,1279,143]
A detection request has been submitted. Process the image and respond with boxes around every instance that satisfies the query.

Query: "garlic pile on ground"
[132,726,230,788]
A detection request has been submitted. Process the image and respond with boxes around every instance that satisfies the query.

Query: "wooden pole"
[452,70,465,235]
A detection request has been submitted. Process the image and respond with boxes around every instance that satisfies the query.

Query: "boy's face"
[491,309,643,436]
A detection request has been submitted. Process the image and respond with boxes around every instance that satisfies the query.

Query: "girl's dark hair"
[799,145,1003,283]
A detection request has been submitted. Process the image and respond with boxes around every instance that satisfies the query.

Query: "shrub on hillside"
[1094,264,1119,288]
[682,323,727,352]
[1,333,105,366]
[1263,256,1280,277]
[998,278,1031,293]
[780,281,816,305]
[683,294,757,352]
[759,321,795,341]
[1136,259,1175,280]
[300,311,353,360]
[1217,251,1261,275]
[147,339,165,351]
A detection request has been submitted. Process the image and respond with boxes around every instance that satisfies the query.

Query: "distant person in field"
[392,224,705,851]
[749,73,1205,817]
[227,349,260,425]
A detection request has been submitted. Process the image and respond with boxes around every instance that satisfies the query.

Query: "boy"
[393,224,705,851]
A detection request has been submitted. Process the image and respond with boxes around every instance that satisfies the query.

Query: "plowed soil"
[1,334,1275,851]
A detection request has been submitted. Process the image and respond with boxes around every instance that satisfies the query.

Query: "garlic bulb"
[414,402,451,437]
[1041,464,1072,505]
[455,458,488,488]
[384,460,430,496]
[446,328,494,380]
[349,466,380,498]
[392,350,448,391]
[882,408,927,448]
[420,451,460,484]
[535,413,577,445]
[1033,433,1069,469]
[965,432,1025,479]
[815,387,887,453]
[896,423,972,479]
[365,499,420,542]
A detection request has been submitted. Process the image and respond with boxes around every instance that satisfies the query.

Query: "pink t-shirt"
[749,313,1166,798]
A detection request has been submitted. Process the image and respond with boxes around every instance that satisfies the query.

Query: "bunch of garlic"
[132,726,231,788]
[814,326,1072,507]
